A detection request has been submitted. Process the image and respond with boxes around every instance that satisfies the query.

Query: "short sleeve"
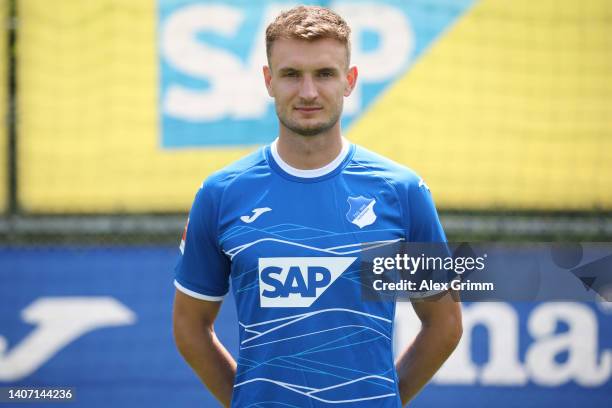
[406,178,447,243]
[174,183,231,301]
[404,177,451,298]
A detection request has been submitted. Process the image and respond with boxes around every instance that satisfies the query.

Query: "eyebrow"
[277,67,340,75]
[316,67,339,74]
[277,67,299,75]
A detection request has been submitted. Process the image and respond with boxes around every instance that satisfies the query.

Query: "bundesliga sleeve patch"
[179,218,189,255]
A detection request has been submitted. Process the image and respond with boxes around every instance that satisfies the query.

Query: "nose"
[298,75,318,101]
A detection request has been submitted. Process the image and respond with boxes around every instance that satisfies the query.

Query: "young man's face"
[264,37,357,137]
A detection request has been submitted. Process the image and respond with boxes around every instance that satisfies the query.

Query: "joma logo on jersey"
[258,257,356,308]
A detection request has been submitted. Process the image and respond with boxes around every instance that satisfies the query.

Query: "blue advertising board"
[0,247,610,407]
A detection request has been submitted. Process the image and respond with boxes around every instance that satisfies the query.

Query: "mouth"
[295,106,323,113]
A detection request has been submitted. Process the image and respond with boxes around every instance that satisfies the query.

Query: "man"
[173,5,461,407]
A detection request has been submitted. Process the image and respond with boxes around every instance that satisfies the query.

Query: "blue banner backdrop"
[0,247,610,407]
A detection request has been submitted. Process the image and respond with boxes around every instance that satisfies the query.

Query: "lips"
[295,107,322,112]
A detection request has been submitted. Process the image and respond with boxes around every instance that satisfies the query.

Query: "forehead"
[269,37,347,71]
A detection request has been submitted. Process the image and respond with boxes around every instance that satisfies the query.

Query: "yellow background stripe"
[350,0,612,210]
[18,0,251,213]
[17,0,612,212]
[0,0,7,213]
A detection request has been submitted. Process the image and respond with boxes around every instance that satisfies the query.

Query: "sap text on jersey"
[258,257,356,308]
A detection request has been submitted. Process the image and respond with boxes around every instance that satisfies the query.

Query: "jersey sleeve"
[404,177,451,298]
[174,182,231,301]
[405,178,447,243]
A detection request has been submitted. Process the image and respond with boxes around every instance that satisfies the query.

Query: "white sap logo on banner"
[158,0,475,147]
[161,2,412,121]
[394,302,612,387]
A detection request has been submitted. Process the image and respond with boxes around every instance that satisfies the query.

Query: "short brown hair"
[265,6,351,67]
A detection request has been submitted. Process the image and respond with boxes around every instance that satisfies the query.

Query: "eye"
[318,70,334,78]
[283,71,299,78]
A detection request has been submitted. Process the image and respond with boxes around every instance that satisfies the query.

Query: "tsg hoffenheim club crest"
[346,196,377,228]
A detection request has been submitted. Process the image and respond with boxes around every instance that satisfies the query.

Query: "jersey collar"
[269,137,351,180]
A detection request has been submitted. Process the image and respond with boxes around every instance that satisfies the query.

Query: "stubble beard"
[276,105,342,137]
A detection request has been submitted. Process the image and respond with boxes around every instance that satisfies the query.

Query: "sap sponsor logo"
[394,302,612,387]
[0,297,136,382]
[259,257,356,307]
[161,2,412,120]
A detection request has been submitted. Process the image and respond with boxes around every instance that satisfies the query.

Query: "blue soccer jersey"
[175,139,447,407]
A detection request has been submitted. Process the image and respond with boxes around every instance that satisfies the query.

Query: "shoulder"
[200,147,268,196]
[350,144,423,191]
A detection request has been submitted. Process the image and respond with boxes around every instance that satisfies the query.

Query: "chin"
[279,114,338,137]
[294,127,326,137]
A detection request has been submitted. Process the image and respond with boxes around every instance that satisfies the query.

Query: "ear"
[263,65,274,97]
[344,66,358,97]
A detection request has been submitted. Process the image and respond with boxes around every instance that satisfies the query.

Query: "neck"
[276,125,344,170]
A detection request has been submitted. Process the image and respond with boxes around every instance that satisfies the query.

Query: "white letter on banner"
[162,5,246,121]
[333,2,413,115]
[238,3,298,119]
[526,302,611,387]
[434,303,527,385]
